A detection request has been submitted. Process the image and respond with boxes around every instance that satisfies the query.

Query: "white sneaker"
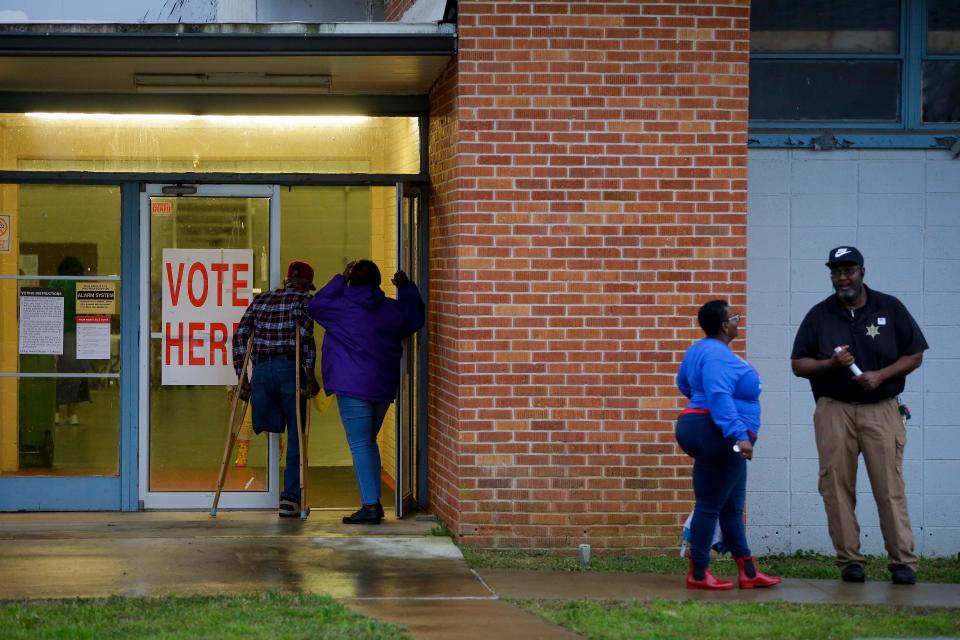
[69,414,79,425]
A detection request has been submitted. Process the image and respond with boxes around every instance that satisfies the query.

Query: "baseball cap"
[825,246,864,267]
[286,260,316,289]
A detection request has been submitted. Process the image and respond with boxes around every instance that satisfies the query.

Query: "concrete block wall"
[746,148,960,557]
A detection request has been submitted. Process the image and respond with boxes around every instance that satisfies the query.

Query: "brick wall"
[426,0,751,551]
[426,55,463,529]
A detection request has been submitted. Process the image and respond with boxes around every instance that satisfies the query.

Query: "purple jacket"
[307,274,425,403]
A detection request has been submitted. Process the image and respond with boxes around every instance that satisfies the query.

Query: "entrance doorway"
[138,184,423,515]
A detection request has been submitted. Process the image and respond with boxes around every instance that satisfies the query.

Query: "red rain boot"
[686,560,734,590]
[735,556,782,589]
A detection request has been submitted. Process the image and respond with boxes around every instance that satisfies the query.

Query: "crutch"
[295,329,309,520]
[210,333,254,518]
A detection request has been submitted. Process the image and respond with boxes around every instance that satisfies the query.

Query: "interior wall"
[279,186,372,468]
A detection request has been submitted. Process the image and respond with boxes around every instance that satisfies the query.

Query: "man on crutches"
[231,260,320,518]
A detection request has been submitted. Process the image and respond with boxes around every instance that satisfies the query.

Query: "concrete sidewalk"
[0,512,956,640]
[0,511,579,639]
[477,569,960,609]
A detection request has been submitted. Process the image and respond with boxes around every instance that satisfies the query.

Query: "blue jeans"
[337,395,390,506]
[675,412,751,567]
[250,358,304,502]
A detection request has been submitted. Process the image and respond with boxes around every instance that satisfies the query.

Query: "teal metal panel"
[0,477,121,510]
[120,182,140,511]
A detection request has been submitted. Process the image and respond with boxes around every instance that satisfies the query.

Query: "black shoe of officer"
[342,505,382,525]
[841,564,865,583]
[890,564,916,585]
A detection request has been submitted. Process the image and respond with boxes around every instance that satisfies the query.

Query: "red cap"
[286,260,315,290]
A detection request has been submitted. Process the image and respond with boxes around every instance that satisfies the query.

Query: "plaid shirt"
[232,284,316,376]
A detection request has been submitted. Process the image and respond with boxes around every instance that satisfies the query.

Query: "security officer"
[791,246,927,585]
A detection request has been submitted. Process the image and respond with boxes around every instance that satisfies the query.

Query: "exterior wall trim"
[0,172,431,186]
[0,31,457,57]
[748,133,960,151]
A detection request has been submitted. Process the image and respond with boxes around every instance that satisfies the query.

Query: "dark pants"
[250,358,304,502]
[675,412,751,568]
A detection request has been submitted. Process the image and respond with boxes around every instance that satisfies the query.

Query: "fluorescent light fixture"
[24,113,197,122]
[25,113,369,126]
[134,73,332,94]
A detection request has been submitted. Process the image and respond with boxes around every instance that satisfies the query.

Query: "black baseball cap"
[825,246,864,267]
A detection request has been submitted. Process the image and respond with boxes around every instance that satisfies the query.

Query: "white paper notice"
[76,315,111,360]
[161,248,253,385]
[18,287,64,355]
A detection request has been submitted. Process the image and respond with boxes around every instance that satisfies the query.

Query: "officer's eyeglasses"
[726,313,742,323]
[830,266,860,279]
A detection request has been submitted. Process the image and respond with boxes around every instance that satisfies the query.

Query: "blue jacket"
[307,274,425,403]
[676,337,761,442]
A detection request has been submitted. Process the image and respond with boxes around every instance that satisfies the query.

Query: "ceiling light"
[24,113,369,126]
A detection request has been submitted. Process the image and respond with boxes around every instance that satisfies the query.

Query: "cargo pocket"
[894,434,906,476]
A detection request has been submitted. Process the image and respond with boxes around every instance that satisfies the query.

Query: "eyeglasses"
[830,266,861,279]
[726,313,742,323]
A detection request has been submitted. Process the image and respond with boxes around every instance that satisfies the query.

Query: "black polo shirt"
[791,285,928,403]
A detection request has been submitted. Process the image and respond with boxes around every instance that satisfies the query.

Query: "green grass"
[426,520,454,538]
[462,548,960,583]
[520,599,960,640]
[0,593,410,640]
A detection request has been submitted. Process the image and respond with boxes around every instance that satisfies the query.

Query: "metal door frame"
[138,183,281,509]
[395,183,428,517]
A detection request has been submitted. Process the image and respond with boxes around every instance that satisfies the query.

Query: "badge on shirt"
[866,323,880,339]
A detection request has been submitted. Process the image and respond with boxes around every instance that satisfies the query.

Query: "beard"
[835,283,861,301]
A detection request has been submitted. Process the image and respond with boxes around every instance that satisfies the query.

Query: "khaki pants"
[814,397,917,571]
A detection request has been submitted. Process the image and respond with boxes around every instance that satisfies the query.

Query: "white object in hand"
[834,346,863,376]
[733,443,741,453]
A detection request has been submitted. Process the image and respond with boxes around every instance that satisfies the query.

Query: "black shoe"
[376,501,385,519]
[890,564,916,585]
[841,564,865,583]
[342,506,382,525]
[278,496,299,518]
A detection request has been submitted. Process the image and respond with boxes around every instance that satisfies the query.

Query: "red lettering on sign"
[209,322,229,366]
[188,322,205,365]
[210,263,229,306]
[232,263,250,307]
[165,263,185,306]
[165,322,183,365]
[187,263,208,307]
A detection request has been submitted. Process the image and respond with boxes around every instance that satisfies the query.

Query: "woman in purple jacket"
[307,259,425,524]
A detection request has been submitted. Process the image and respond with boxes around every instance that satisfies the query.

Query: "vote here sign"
[161,248,253,385]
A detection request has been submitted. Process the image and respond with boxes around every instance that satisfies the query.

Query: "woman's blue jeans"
[337,395,391,506]
[675,412,751,568]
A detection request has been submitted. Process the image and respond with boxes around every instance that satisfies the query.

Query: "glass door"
[395,184,426,518]
[139,184,279,509]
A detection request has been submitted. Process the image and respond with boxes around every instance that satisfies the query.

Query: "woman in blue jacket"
[307,259,425,524]
[676,300,781,590]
